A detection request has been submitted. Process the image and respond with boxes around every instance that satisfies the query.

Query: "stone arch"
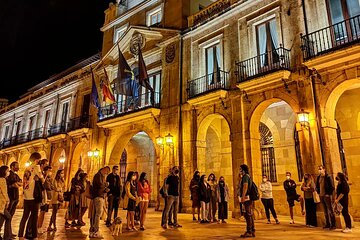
[249,99,299,184]
[196,113,234,209]
[52,147,66,173]
[323,78,360,121]
[70,141,88,181]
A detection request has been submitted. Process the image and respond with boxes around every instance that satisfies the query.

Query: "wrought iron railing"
[68,115,92,131]
[187,70,229,99]
[0,127,47,149]
[236,46,291,83]
[99,92,160,120]
[301,14,360,60]
[48,122,68,137]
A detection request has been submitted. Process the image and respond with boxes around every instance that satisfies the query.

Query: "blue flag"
[90,67,102,118]
[114,45,135,97]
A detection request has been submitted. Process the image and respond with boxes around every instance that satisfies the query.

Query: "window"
[327,0,360,41]
[3,125,9,140]
[28,115,36,132]
[294,129,304,182]
[44,109,51,130]
[113,25,128,43]
[259,122,277,182]
[147,6,162,26]
[256,19,279,67]
[139,72,161,106]
[120,149,127,184]
[15,121,22,136]
[205,43,221,84]
[61,102,69,130]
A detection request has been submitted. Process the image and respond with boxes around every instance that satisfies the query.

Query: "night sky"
[0,0,112,103]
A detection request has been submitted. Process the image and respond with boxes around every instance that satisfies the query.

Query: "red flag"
[138,44,154,93]
[101,68,116,104]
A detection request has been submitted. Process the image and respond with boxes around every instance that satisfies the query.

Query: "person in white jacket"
[259,175,280,224]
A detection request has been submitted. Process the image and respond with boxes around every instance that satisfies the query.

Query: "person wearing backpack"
[239,164,255,238]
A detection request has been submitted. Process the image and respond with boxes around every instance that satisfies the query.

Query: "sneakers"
[289,220,295,224]
[89,232,94,238]
[275,219,280,224]
[267,219,271,224]
[173,224,182,228]
[342,228,352,233]
[192,216,196,221]
[240,232,255,238]
[162,224,168,229]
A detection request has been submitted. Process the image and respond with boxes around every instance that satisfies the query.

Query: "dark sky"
[0,0,112,103]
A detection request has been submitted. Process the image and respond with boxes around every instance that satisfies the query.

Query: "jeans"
[341,199,351,229]
[0,199,18,240]
[107,195,119,223]
[261,198,277,220]
[208,194,217,220]
[90,197,104,233]
[243,200,255,233]
[200,201,209,220]
[49,204,59,228]
[161,197,173,226]
[320,195,335,227]
[18,200,39,238]
[163,195,178,225]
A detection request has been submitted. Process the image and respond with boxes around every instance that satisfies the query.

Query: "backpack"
[249,179,260,201]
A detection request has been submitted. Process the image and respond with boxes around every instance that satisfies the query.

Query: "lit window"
[147,7,162,26]
[113,25,128,43]
[205,43,222,84]
[256,19,279,67]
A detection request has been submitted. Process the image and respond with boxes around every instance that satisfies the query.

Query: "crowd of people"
[0,151,353,240]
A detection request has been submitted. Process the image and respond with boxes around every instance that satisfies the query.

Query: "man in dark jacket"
[89,166,110,238]
[316,165,336,229]
[105,165,122,227]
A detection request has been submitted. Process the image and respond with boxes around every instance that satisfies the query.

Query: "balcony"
[98,92,161,128]
[187,70,229,105]
[188,0,234,28]
[301,14,360,70]
[0,127,47,149]
[236,47,291,92]
[48,115,92,138]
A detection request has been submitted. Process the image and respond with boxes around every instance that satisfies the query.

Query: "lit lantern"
[88,150,94,158]
[156,136,164,146]
[59,155,66,164]
[25,162,30,167]
[165,133,174,146]
[297,109,310,128]
[93,149,100,157]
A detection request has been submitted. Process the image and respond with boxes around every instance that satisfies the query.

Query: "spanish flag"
[101,68,116,104]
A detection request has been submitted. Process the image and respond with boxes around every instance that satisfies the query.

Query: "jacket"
[199,182,211,203]
[92,171,106,198]
[106,173,122,197]
[138,180,151,199]
[316,174,335,196]
[216,183,229,203]
[0,178,9,214]
[259,181,273,199]
[51,178,65,205]
[123,181,137,208]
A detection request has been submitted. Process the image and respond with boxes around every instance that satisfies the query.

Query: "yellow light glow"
[25,162,30,167]
[297,110,310,127]
[93,149,100,157]
[88,151,93,157]
[156,136,164,146]
[59,155,66,164]
[165,133,174,145]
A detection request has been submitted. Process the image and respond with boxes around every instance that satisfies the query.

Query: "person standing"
[335,172,352,233]
[160,169,173,227]
[78,172,90,226]
[106,166,122,227]
[207,173,217,223]
[134,171,141,226]
[89,166,110,238]
[123,171,138,231]
[48,169,65,231]
[37,166,53,233]
[259,175,280,224]
[0,166,10,240]
[138,172,151,231]
[3,162,21,239]
[283,172,305,224]
[316,165,336,230]
[216,176,229,224]
[18,152,44,240]
[301,173,317,227]
[66,169,84,228]
[162,166,182,229]
[239,164,255,238]
[199,174,210,223]
[189,171,200,221]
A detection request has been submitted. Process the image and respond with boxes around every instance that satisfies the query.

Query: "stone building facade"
[0,0,360,221]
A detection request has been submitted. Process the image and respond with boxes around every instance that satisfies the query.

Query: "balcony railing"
[0,127,47,149]
[67,115,92,132]
[188,0,234,27]
[236,46,291,83]
[187,70,230,99]
[99,92,160,120]
[301,14,360,61]
[48,123,68,137]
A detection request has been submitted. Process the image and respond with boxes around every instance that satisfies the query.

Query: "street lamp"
[165,133,174,147]
[25,161,30,167]
[297,109,310,129]
[156,136,164,149]
[59,154,66,164]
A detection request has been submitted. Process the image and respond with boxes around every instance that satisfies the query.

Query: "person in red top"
[138,172,151,231]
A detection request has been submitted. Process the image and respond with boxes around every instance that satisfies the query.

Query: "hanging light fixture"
[297,109,310,128]
[165,133,174,146]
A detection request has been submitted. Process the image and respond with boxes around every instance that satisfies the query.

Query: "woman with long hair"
[207,173,217,222]
[123,171,138,231]
[216,176,230,224]
[138,172,151,231]
[189,171,200,221]
[78,172,90,226]
[134,171,140,226]
[335,172,352,233]
[48,169,65,231]
[301,173,317,227]
[66,169,84,228]
[0,165,10,239]
[199,174,211,223]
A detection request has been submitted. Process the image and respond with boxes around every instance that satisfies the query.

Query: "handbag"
[333,202,343,216]
[313,191,320,203]
[63,190,71,202]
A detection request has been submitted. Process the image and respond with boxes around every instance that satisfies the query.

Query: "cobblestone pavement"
[7,208,359,239]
